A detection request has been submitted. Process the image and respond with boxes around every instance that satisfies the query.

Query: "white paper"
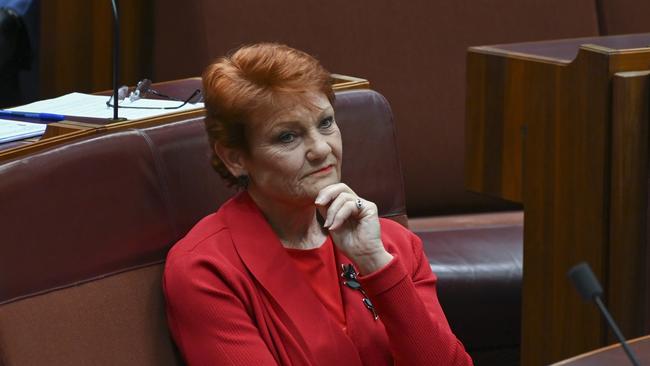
[8,92,204,120]
[0,119,47,144]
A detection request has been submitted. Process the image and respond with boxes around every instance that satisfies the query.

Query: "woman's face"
[239,92,342,207]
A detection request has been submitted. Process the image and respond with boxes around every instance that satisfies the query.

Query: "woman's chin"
[310,176,340,193]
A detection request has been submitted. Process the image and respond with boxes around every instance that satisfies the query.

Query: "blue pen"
[0,110,66,121]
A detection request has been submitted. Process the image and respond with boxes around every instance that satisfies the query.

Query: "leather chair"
[414,215,523,364]
[0,89,407,365]
[0,130,185,365]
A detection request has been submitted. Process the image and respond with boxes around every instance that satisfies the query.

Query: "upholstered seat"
[0,89,411,365]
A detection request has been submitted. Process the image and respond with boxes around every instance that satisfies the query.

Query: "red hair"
[202,43,334,187]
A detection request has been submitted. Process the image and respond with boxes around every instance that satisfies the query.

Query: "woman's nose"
[306,133,332,161]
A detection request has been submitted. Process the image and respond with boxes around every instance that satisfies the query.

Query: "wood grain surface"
[466,37,650,365]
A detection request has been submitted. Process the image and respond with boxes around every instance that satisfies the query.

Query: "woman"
[163,43,472,366]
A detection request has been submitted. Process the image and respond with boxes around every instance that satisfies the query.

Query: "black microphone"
[109,0,126,121]
[567,262,641,366]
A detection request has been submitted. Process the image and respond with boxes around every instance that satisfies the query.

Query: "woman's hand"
[315,183,393,274]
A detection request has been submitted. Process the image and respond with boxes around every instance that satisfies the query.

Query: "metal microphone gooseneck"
[567,262,641,366]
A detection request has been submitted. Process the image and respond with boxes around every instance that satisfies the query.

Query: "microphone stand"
[568,262,641,366]
[109,0,126,121]
[593,296,641,366]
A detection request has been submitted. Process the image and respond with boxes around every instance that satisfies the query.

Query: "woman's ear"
[214,142,247,177]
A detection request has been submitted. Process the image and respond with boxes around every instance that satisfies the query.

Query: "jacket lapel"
[224,192,363,366]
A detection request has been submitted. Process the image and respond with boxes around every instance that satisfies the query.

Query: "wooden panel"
[465,50,555,203]
[609,71,650,341]
[466,37,650,365]
[520,47,611,365]
[39,0,153,98]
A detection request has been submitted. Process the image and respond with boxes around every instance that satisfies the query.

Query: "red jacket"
[164,192,472,365]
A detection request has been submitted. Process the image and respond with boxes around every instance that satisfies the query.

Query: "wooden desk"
[466,33,650,365]
[0,78,205,161]
[552,335,650,366]
[0,74,368,162]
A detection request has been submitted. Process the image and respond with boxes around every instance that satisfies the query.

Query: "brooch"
[340,264,379,320]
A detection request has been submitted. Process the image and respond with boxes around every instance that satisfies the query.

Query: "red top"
[285,237,347,331]
[164,192,473,365]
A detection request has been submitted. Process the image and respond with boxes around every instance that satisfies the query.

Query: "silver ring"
[355,198,364,210]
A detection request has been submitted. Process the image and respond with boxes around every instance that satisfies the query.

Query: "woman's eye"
[278,132,296,143]
[319,117,334,129]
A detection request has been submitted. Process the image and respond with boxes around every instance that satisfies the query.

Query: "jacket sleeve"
[357,227,473,366]
[163,254,279,366]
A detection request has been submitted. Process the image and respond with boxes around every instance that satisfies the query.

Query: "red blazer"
[164,192,472,366]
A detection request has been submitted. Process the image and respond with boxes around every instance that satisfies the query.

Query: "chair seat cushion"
[415,222,523,351]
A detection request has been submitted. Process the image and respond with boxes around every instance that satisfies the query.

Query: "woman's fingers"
[316,184,385,270]
[315,183,378,230]
[328,200,358,231]
[314,183,353,206]
[322,192,356,227]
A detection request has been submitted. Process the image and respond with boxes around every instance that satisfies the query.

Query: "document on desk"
[0,119,47,144]
[7,92,204,120]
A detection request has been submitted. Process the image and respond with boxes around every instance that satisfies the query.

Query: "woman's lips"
[308,164,333,176]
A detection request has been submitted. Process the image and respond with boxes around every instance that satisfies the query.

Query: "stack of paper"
[8,92,204,120]
[0,119,47,144]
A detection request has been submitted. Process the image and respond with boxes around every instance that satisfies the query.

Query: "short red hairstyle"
[202,43,334,187]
